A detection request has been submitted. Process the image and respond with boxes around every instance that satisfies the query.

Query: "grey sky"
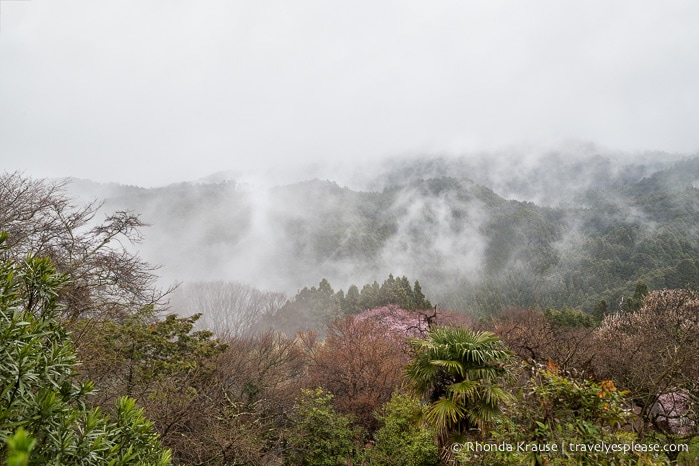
[1,1,698,187]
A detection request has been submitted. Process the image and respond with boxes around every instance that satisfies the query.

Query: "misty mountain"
[66,153,699,317]
[369,147,675,207]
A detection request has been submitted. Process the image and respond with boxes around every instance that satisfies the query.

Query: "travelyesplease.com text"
[452,441,688,455]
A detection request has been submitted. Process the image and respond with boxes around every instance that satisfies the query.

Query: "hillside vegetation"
[72,154,699,318]
[3,156,699,464]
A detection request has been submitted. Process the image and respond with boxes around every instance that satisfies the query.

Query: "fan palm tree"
[405,326,511,447]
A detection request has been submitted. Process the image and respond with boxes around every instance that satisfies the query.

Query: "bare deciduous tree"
[171,280,287,337]
[0,172,170,323]
[164,331,308,464]
[594,289,699,434]
[490,307,596,374]
[305,315,409,432]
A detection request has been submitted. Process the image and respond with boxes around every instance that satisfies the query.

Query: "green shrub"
[0,234,171,465]
[454,362,665,465]
[284,388,362,466]
[367,392,438,466]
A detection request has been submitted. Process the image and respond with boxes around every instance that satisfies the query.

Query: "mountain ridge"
[63,153,699,317]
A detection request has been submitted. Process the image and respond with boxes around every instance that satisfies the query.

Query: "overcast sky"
[1,1,698,187]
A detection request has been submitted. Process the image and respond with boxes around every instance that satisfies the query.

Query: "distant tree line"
[261,275,432,335]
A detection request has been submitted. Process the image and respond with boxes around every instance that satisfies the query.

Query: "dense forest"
[2,152,699,464]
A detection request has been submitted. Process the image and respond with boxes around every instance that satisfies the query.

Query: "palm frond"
[425,397,466,430]
[430,359,464,376]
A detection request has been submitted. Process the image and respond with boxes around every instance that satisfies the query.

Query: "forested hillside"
[69,154,699,318]
[4,162,699,465]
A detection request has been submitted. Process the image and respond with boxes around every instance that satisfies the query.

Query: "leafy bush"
[455,362,665,465]
[0,234,171,465]
[284,388,362,466]
[367,392,439,466]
